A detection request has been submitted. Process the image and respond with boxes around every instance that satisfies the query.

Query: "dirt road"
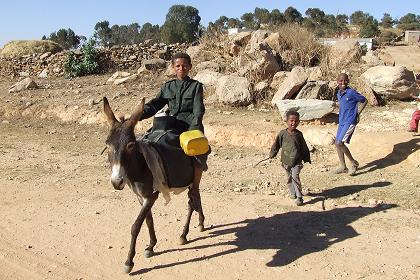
[0,76,419,279]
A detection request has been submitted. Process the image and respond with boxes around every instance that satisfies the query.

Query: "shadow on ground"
[131,204,396,275]
[305,181,391,205]
[357,138,419,175]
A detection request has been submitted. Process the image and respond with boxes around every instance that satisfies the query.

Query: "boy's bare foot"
[333,167,348,174]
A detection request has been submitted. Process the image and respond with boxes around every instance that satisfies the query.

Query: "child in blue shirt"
[334,73,367,176]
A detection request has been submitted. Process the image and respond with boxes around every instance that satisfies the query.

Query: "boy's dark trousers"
[282,163,303,198]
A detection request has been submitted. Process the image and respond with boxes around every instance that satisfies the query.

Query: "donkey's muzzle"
[111,177,125,190]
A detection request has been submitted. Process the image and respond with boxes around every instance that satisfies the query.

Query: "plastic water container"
[180,130,209,156]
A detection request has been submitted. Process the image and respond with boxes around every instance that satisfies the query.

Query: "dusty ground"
[378,45,420,72]
[0,72,419,280]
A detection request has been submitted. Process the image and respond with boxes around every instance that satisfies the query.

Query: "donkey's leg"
[144,211,157,258]
[192,166,205,232]
[124,192,159,274]
[179,199,194,245]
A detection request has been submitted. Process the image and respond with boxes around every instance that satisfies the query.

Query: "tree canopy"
[43,28,83,49]
[160,5,201,44]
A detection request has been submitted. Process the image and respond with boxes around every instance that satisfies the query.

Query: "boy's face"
[172,58,191,80]
[287,115,300,130]
[337,74,349,91]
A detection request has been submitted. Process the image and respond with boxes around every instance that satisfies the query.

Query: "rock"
[9,78,38,93]
[361,66,417,100]
[40,52,52,60]
[273,99,335,121]
[295,81,331,100]
[237,48,280,81]
[215,75,251,106]
[128,55,137,60]
[246,30,271,52]
[270,71,288,89]
[361,50,385,66]
[38,69,48,78]
[271,66,309,104]
[106,71,131,84]
[354,78,384,106]
[195,61,220,72]
[264,32,282,53]
[19,71,29,77]
[113,74,138,85]
[308,66,323,81]
[329,39,362,70]
[254,81,269,92]
[194,69,223,88]
[229,31,252,47]
[141,58,166,70]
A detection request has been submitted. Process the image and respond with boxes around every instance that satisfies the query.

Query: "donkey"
[102,97,205,273]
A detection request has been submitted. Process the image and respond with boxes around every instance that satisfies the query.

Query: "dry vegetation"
[0,40,63,57]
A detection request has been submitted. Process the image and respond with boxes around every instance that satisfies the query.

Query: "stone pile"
[0,41,187,78]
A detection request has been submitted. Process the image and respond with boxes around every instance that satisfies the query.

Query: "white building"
[405,30,420,43]
[319,38,376,50]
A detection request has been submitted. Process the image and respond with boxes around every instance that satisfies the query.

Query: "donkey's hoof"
[124,264,134,274]
[179,236,188,245]
[144,249,154,258]
[198,224,205,232]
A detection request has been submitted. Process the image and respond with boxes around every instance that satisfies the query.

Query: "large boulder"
[361,50,385,67]
[1,40,62,57]
[273,99,335,121]
[295,81,331,100]
[329,39,362,70]
[215,75,251,106]
[246,30,271,52]
[361,66,417,99]
[270,71,289,89]
[195,61,220,72]
[264,32,281,54]
[229,31,252,47]
[194,69,223,88]
[271,66,309,104]
[9,78,38,93]
[236,48,280,81]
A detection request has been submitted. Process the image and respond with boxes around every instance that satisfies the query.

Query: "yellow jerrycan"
[179,130,209,156]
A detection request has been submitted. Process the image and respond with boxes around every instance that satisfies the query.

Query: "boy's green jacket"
[269,129,311,167]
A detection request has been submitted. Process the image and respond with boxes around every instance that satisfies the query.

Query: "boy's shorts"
[336,124,356,144]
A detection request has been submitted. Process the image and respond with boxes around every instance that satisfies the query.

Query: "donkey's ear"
[130,98,145,124]
[103,97,118,126]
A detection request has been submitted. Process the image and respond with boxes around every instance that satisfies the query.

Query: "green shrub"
[64,40,100,77]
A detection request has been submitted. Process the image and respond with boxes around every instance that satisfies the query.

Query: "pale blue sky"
[1,0,419,47]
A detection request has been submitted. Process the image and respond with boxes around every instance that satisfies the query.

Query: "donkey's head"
[103,97,145,190]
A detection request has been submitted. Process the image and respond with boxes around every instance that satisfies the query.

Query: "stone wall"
[0,42,188,78]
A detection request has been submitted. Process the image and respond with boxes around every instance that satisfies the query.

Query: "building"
[319,38,377,50]
[405,30,420,43]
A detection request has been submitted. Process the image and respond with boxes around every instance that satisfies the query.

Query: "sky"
[1,0,419,48]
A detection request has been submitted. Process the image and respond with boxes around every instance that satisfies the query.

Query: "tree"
[360,16,380,37]
[350,11,368,25]
[139,23,160,42]
[270,9,285,25]
[254,7,271,25]
[284,6,303,23]
[381,13,394,28]
[160,5,201,44]
[94,21,112,47]
[305,8,325,25]
[397,13,420,30]
[336,14,349,33]
[45,28,81,49]
[241,12,258,29]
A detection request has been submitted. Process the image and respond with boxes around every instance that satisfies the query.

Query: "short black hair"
[286,110,300,120]
[171,52,192,65]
